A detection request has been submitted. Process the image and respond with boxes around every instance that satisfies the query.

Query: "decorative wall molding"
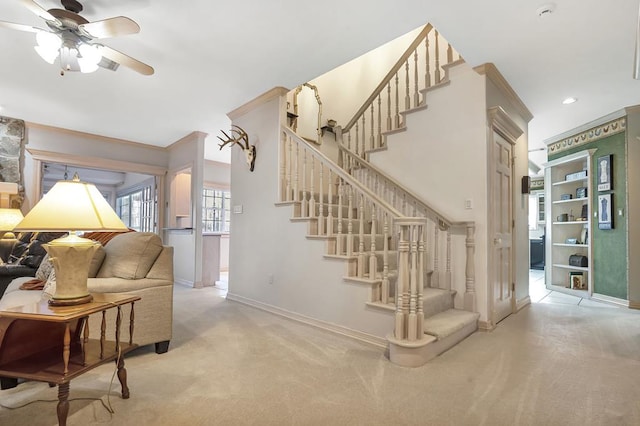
[547,117,626,155]
[226,293,388,349]
[474,63,533,122]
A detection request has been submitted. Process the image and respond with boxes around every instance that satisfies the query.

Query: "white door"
[491,132,514,324]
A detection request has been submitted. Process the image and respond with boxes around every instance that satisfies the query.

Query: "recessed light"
[562,97,578,105]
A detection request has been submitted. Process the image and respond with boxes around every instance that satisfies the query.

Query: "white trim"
[590,293,630,308]
[225,293,388,349]
[516,295,531,311]
[174,278,195,287]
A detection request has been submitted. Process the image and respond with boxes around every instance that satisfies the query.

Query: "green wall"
[549,132,627,300]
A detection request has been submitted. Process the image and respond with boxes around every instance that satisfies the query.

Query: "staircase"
[277,24,479,367]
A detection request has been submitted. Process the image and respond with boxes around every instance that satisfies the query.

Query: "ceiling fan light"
[34,45,59,64]
[78,43,101,66]
[78,57,99,73]
[36,31,62,50]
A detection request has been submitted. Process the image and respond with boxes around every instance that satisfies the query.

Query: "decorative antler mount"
[217,125,256,172]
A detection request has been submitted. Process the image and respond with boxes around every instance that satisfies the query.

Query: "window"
[203,188,230,233]
[116,179,157,232]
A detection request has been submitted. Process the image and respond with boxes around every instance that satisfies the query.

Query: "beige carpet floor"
[1,284,640,425]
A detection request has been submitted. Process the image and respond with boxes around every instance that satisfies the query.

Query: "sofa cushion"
[10,232,66,268]
[35,253,53,281]
[88,245,106,278]
[97,232,163,279]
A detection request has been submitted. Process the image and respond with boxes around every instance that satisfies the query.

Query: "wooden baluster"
[386,82,392,131]
[414,49,420,107]
[447,43,453,64]
[446,228,452,290]
[348,130,352,153]
[278,132,288,201]
[318,162,325,235]
[408,224,418,341]
[82,316,88,366]
[434,30,441,83]
[370,103,375,152]
[327,169,334,236]
[346,186,354,257]
[425,33,431,88]
[382,213,390,304]
[116,306,122,351]
[309,155,316,220]
[129,302,135,345]
[355,121,360,157]
[405,59,411,110]
[394,72,401,128]
[301,148,308,217]
[361,115,366,158]
[377,94,383,148]
[100,310,106,359]
[417,223,425,337]
[286,135,292,201]
[395,223,410,340]
[357,193,366,278]
[433,225,440,288]
[369,203,378,282]
[336,180,344,255]
[63,323,70,375]
[293,139,299,202]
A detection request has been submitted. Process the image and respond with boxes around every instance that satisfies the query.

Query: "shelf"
[552,263,589,272]
[552,177,588,186]
[553,243,588,247]
[552,221,589,225]
[552,197,588,204]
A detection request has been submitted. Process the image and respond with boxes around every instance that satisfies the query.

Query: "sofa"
[0,231,174,354]
[0,231,66,297]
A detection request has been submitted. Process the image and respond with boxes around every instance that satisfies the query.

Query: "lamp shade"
[0,208,24,232]
[14,174,128,232]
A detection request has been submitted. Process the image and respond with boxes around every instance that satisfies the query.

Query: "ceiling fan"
[0,0,154,75]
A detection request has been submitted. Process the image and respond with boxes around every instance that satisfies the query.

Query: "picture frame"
[598,193,613,229]
[570,272,585,290]
[597,154,612,191]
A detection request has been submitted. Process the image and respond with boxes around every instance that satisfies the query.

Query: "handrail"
[283,126,408,220]
[339,145,457,229]
[343,24,432,132]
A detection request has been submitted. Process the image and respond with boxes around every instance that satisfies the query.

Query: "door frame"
[487,107,525,328]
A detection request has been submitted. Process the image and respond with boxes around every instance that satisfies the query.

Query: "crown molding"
[474,63,533,122]
[227,87,289,120]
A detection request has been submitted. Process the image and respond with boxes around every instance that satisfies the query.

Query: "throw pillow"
[97,232,163,279]
[19,232,66,269]
[35,253,54,281]
[42,269,56,300]
[88,245,106,278]
[19,278,45,290]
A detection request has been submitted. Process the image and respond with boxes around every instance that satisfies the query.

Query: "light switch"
[233,205,243,214]
[618,208,624,217]
[464,199,473,210]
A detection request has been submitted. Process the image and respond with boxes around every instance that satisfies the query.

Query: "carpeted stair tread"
[423,287,455,317]
[423,309,480,340]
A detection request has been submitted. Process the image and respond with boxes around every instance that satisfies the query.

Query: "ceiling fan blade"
[78,16,140,39]
[0,20,45,33]
[96,45,154,76]
[20,0,61,26]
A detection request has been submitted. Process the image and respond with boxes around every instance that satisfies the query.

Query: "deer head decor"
[217,125,256,172]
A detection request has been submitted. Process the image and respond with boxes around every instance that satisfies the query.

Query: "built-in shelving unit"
[544,149,594,295]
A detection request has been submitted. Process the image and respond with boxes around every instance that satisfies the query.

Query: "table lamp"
[14,173,128,306]
[0,208,24,239]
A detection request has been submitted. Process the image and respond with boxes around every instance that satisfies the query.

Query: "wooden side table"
[0,293,140,426]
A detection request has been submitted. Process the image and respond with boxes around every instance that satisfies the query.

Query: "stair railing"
[281,126,430,343]
[339,145,476,310]
[341,24,460,158]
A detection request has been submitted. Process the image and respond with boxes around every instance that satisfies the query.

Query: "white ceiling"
[1,0,639,168]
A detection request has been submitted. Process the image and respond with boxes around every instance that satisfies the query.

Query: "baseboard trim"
[226,293,387,349]
[516,296,531,312]
[590,293,629,308]
[174,278,195,288]
[628,300,640,310]
[478,320,495,331]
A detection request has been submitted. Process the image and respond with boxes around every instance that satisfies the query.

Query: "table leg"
[116,356,130,399]
[57,382,70,426]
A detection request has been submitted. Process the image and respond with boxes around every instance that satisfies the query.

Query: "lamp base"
[49,294,94,306]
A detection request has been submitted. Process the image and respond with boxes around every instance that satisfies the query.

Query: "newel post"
[463,222,476,312]
[387,218,433,367]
